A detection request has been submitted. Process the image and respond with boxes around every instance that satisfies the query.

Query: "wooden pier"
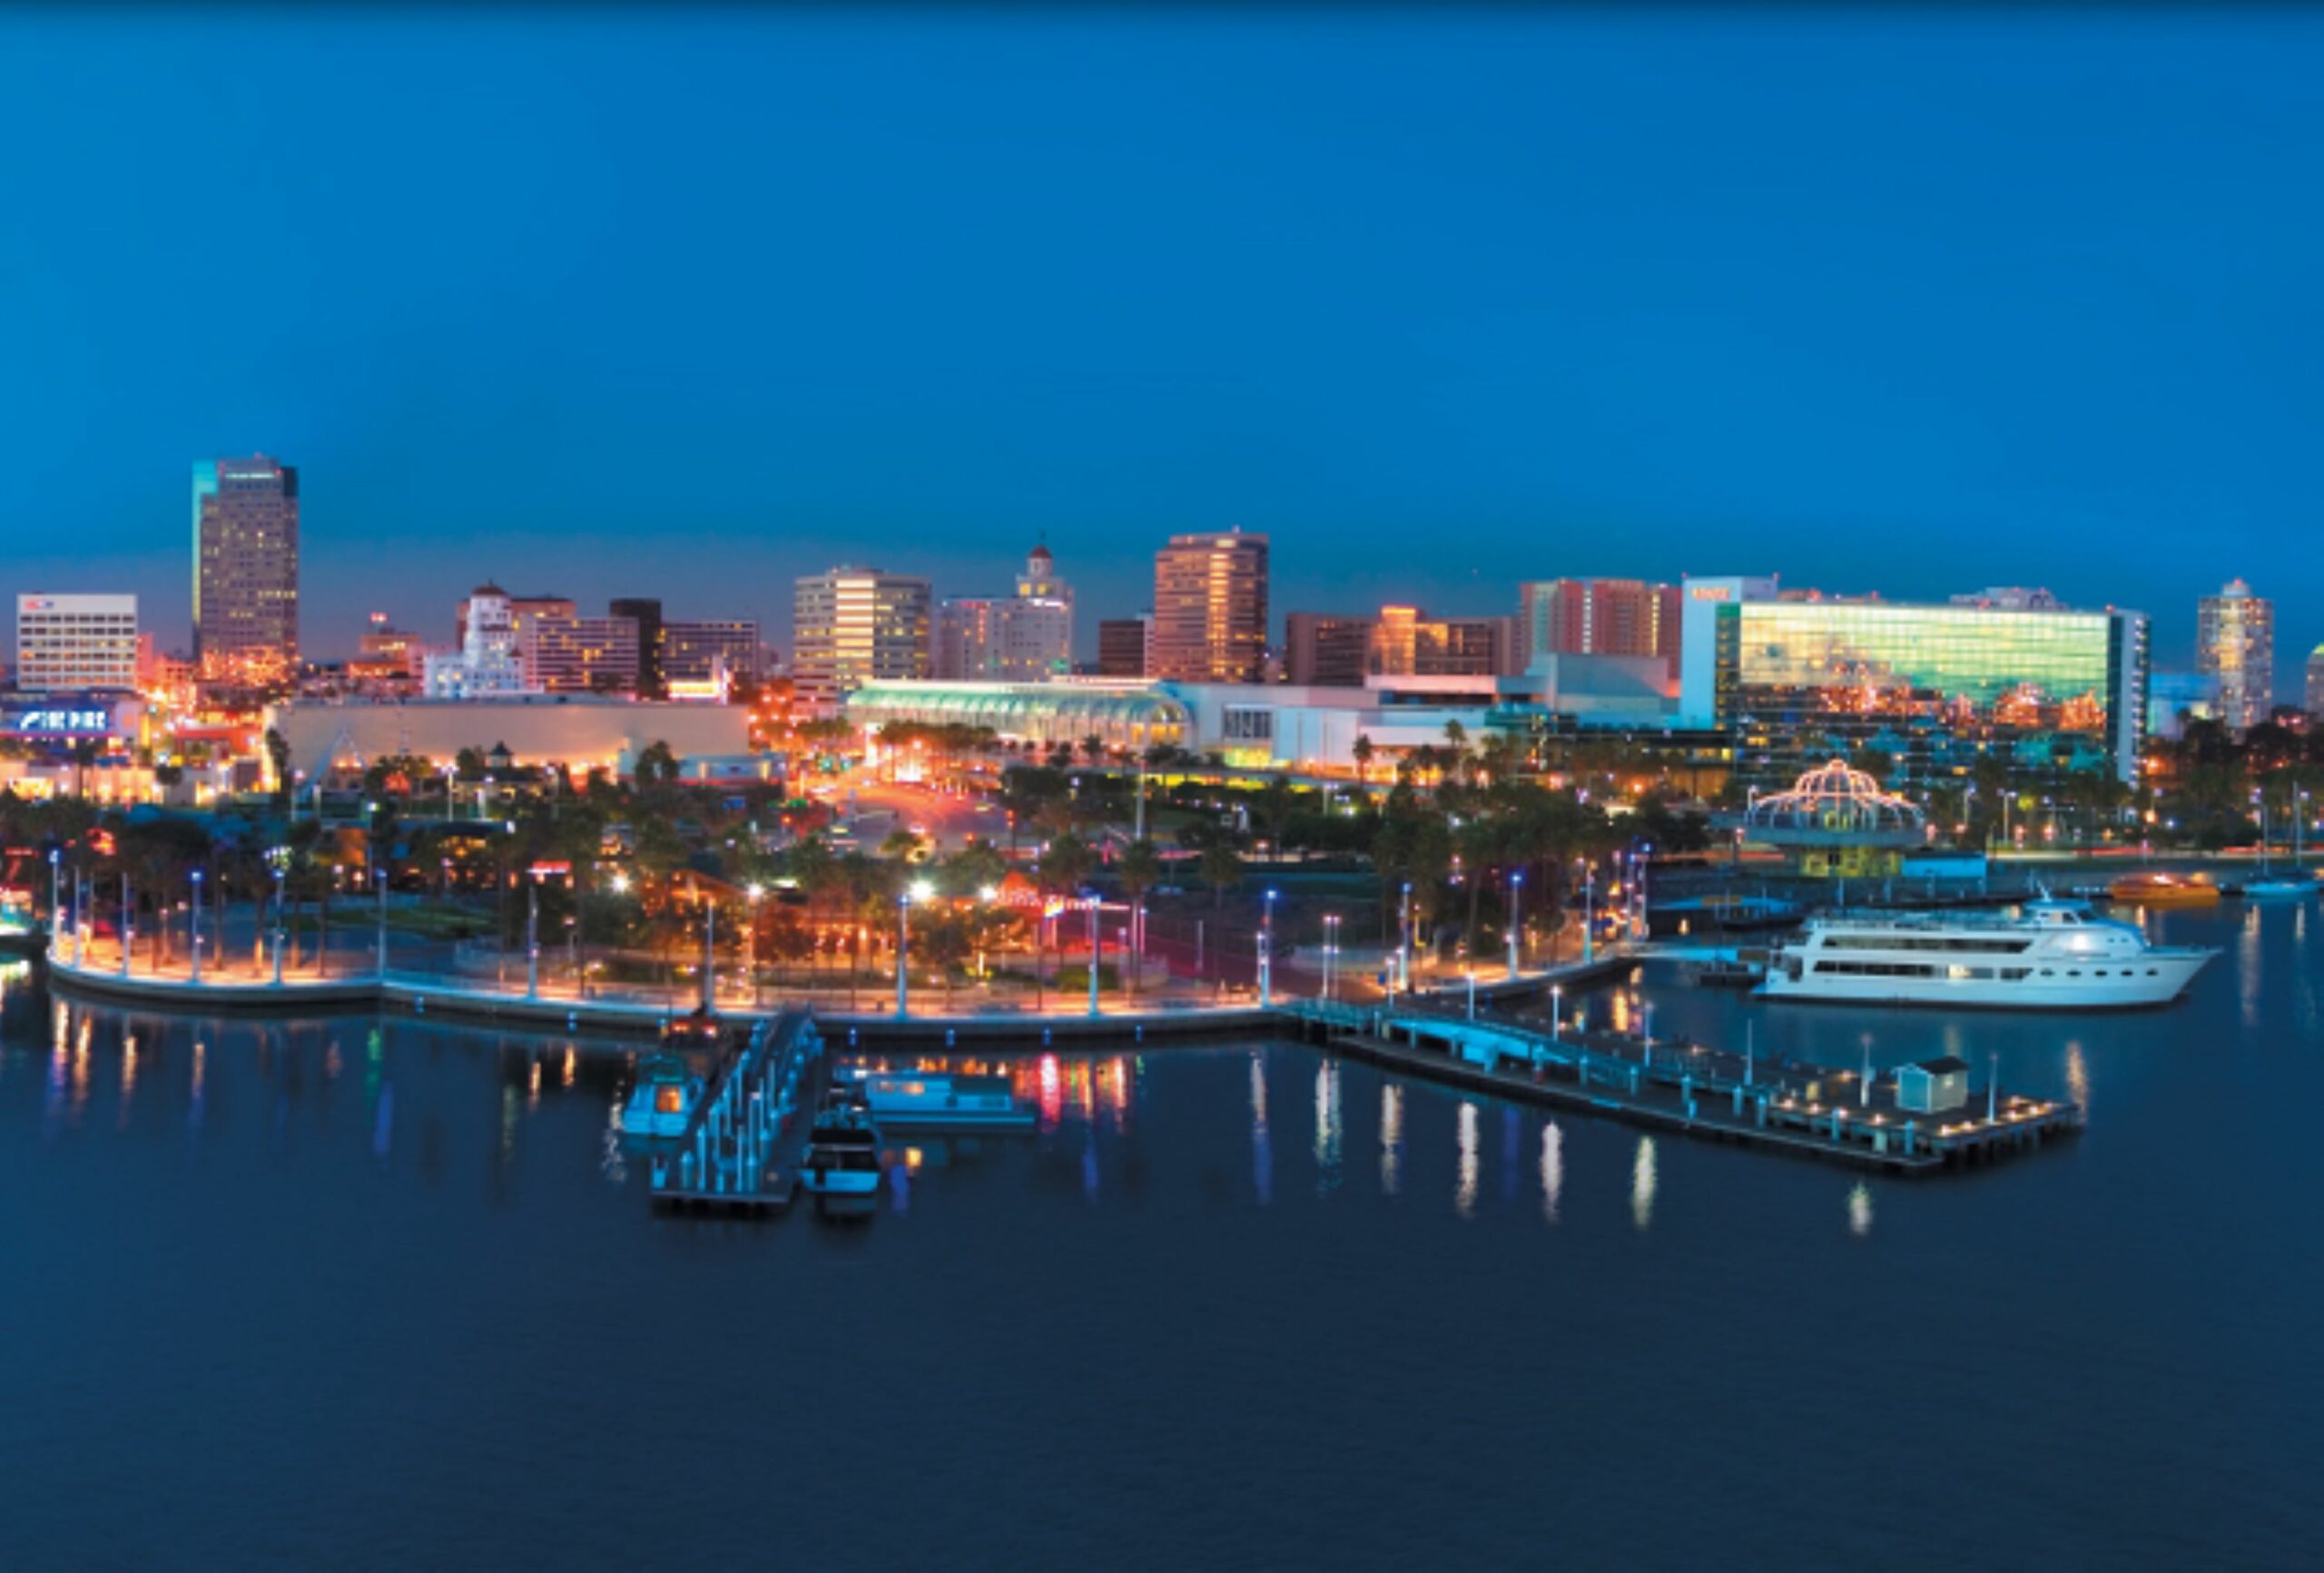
[649,1008,830,1215]
[1281,1001,2080,1175]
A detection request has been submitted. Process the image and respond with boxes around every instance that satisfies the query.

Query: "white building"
[423,585,535,699]
[933,543,1074,682]
[15,594,139,693]
[793,565,931,711]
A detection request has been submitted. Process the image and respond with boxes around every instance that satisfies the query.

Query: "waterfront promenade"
[36,914,1629,1045]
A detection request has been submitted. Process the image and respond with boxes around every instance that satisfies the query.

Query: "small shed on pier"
[1896,1056,1971,1115]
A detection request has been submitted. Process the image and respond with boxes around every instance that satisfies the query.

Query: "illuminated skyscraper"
[192,455,299,678]
[1151,529,1267,683]
[793,565,931,710]
[934,542,1073,680]
[2197,578,2274,731]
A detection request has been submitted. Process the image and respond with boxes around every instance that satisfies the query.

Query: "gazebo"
[1740,758,1928,878]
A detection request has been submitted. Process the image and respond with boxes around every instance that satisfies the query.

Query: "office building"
[1284,613,1374,687]
[1151,529,1267,683]
[1680,576,2147,782]
[933,543,1074,682]
[663,618,762,694]
[2149,672,2223,741]
[793,566,931,710]
[15,595,138,693]
[2198,578,2274,731]
[1370,606,1513,678]
[192,455,299,679]
[1519,577,1681,680]
[1097,615,1153,679]
[611,597,666,695]
[458,591,574,649]
[525,614,642,693]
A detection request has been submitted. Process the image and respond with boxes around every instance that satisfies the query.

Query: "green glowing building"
[1679,582,2148,787]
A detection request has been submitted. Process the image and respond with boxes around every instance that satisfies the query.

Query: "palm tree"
[1352,732,1375,782]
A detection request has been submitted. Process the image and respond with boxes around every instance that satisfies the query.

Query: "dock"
[1281,1001,2080,1175]
[649,1008,830,1215]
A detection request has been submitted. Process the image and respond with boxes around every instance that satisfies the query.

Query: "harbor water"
[1,901,2319,1567]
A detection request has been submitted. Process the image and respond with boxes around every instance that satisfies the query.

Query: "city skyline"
[5,10,2323,684]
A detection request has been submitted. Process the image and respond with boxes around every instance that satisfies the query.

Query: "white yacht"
[1761,903,2215,1009]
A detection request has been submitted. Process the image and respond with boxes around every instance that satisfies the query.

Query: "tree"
[1038,831,1095,899]
[1198,838,1244,910]
[635,740,681,785]
[1352,732,1375,781]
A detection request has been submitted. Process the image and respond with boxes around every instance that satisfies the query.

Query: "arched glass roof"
[843,682,1190,734]
[1744,758,1926,843]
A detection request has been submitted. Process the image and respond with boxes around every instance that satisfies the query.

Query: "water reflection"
[1630,1136,1657,1231]
[1455,1102,1480,1218]
[1313,1061,1342,1197]
[1540,1123,1562,1224]
[1380,1084,1403,1197]
[1249,1051,1272,1207]
[1847,1182,1874,1237]
[2065,1041,2090,1114]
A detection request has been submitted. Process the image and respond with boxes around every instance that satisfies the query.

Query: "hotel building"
[1679,575,2148,784]
[1097,614,1153,678]
[15,594,138,693]
[192,455,299,678]
[1519,577,1680,681]
[934,543,1074,682]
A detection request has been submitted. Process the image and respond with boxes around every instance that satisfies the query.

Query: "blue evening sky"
[2,8,2319,684]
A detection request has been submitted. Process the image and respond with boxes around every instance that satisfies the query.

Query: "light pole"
[190,869,203,985]
[1550,983,1562,1043]
[978,884,999,983]
[1322,913,1340,1001]
[1086,895,1101,1018]
[1398,881,1413,996]
[1582,860,1595,965]
[376,853,389,979]
[1508,871,1522,979]
[746,884,763,1008]
[46,850,59,962]
[271,860,285,985]
[120,872,132,978]
[895,891,911,1018]
[526,872,540,999]
[1259,888,1277,1008]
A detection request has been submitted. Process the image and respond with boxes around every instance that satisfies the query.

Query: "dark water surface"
[3,903,2319,1568]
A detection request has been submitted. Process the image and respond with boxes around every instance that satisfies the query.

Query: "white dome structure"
[1744,759,1926,848]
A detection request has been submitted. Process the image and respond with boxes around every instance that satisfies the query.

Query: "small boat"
[620,1053,698,1139]
[852,1069,1035,1130]
[2242,873,2316,902]
[0,888,44,956]
[2105,872,2221,908]
[799,1086,883,1197]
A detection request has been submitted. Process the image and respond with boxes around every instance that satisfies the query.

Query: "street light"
[1259,888,1277,1008]
[1398,881,1413,996]
[745,883,763,1008]
[1508,870,1523,980]
[1322,912,1340,1001]
[191,869,203,985]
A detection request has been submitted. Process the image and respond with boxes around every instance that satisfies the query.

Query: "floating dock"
[1282,1001,2079,1175]
[648,1008,829,1215]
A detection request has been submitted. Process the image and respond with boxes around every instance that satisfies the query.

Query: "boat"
[0,888,44,956]
[2105,871,2221,908]
[799,1086,883,1197]
[1761,904,2215,1009]
[620,1053,698,1139]
[847,1068,1035,1130]
[2240,798,2315,902]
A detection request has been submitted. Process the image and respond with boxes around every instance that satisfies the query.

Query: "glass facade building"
[1712,599,2147,785]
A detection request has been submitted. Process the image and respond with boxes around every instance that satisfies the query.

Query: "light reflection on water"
[1847,1182,1874,1237]
[1380,1083,1403,1196]
[1455,1102,1479,1218]
[1630,1136,1657,1231]
[1540,1122,1562,1224]
[1313,1060,1341,1196]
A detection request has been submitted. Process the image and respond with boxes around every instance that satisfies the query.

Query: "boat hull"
[1761,952,2211,1009]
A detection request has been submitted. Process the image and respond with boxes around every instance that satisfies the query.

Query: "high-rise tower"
[192,455,300,680]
